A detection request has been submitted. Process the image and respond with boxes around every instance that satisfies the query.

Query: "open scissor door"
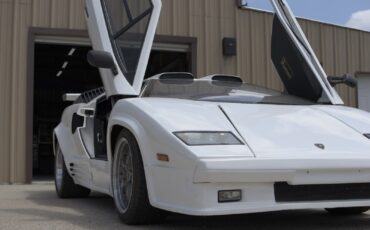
[270,0,343,104]
[85,0,162,96]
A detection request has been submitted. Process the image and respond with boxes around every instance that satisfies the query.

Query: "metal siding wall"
[69,0,86,29]
[220,0,237,75]
[346,30,361,106]
[0,0,14,183]
[1,0,370,183]
[361,34,370,70]
[12,0,32,183]
[189,0,206,75]
[51,0,71,28]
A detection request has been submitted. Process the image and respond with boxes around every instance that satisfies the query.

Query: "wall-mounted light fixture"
[237,0,248,8]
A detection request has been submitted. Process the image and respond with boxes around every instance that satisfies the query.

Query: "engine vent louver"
[75,87,105,104]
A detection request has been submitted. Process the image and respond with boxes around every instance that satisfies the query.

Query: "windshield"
[142,79,314,105]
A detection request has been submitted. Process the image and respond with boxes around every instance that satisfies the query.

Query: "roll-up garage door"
[357,73,370,112]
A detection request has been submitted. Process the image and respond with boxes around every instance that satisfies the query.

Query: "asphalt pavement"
[0,182,369,230]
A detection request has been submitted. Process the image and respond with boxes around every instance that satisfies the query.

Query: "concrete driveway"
[1,182,370,230]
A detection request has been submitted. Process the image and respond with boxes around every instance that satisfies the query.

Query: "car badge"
[315,144,325,150]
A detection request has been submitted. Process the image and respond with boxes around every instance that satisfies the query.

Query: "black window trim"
[121,0,133,21]
[113,8,152,39]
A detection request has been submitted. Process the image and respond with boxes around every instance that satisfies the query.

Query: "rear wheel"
[55,146,90,198]
[326,207,370,215]
[112,130,167,225]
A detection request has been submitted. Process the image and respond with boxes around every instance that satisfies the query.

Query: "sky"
[244,0,370,31]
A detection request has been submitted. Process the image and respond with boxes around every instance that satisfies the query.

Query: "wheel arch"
[108,121,146,165]
[110,125,125,160]
[108,123,144,161]
[107,118,157,201]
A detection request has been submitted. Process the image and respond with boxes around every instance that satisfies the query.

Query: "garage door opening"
[32,41,192,181]
[357,73,370,112]
[32,44,102,179]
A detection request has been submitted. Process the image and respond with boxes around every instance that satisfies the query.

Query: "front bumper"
[194,158,370,184]
[148,158,370,216]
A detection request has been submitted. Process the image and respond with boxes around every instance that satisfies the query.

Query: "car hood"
[129,98,370,158]
[220,104,370,158]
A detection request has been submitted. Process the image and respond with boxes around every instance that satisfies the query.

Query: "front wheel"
[326,207,369,215]
[112,130,167,225]
[55,146,90,198]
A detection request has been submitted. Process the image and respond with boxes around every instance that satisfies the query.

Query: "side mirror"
[328,74,357,88]
[87,50,118,75]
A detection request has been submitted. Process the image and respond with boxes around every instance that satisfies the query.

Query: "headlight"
[174,131,243,146]
[365,134,370,139]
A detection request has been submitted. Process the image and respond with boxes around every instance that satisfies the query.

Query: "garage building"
[1,0,370,184]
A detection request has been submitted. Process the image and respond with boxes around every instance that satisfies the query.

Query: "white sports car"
[54,0,370,225]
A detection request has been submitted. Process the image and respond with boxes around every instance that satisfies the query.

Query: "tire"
[112,130,167,225]
[54,146,91,198]
[326,207,370,215]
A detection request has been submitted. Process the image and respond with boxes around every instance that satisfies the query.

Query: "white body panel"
[55,97,370,215]
[220,104,370,157]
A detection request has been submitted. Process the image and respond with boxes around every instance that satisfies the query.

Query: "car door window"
[101,0,153,85]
